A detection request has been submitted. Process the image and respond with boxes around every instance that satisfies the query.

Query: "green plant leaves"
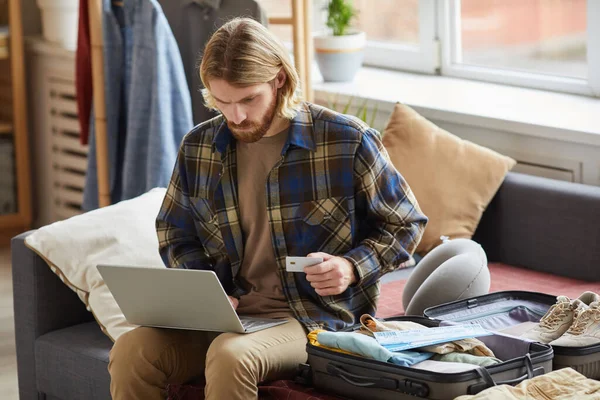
[328,94,381,132]
[326,0,356,36]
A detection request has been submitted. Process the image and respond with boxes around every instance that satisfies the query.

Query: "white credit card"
[285,256,323,272]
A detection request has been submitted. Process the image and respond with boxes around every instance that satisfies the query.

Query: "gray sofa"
[12,172,600,400]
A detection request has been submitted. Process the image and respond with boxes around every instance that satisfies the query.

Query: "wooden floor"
[0,246,18,400]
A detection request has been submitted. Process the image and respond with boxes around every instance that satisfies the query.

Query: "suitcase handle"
[326,363,429,397]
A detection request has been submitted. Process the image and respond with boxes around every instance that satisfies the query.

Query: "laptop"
[97,265,289,334]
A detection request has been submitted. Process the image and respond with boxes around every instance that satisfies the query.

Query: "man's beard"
[227,93,278,143]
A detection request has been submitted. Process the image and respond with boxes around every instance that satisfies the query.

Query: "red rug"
[167,263,600,400]
[168,380,346,400]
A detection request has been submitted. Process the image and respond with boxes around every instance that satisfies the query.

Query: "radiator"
[48,76,88,221]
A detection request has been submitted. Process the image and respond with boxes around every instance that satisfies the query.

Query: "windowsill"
[312,67,600,147]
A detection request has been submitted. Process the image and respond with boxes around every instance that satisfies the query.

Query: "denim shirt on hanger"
[83,0,193,210]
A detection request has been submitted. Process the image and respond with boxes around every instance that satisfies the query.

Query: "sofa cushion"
[382,103,516,255]
[24,188,167,341]
[35,322,112,400]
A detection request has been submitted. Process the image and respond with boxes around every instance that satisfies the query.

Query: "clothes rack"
[88,0,313,207]
[268,0,313,103]
[88,0,110,207]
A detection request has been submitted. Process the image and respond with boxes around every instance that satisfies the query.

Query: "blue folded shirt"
[317,331,433,367]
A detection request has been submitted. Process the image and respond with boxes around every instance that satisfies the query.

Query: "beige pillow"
[382,103,516,255]
[24,188,167,341]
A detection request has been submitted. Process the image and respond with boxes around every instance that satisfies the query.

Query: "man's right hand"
[228,296,239,310]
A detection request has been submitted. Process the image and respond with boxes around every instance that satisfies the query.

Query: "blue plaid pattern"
[156,102,427,331]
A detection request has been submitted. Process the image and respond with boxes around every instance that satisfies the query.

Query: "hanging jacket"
[83,0,193,210]
[76,0,92,145]
[158,0,267,126]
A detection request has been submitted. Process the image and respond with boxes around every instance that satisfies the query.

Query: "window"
[355,0,419,45]
[258,0,438,73]
[258,0,599,97]
[354,0,438,73]
[440,0,600,96]
[458,0,586,79]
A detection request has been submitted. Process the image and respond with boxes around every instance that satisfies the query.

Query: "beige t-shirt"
[235,129,294,318]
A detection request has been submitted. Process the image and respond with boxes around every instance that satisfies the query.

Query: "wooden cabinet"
[0,0,32,242]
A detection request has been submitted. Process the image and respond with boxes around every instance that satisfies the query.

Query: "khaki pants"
[108,318,308,400]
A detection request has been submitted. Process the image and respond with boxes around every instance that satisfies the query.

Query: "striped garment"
[156,102,427,331]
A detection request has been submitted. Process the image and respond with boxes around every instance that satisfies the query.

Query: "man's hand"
[304,252,357,296]
[228,296,239,310]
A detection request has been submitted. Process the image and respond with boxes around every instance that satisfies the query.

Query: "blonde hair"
[200,18,303,120]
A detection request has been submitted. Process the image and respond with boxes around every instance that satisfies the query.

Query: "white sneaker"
[549,301,600,347]
[575,291,600,307]
[520,296,586,343]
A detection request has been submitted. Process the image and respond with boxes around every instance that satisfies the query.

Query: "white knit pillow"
[24,188,167,341]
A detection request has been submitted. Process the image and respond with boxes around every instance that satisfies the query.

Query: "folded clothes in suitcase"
[424,290,600,379]
[301,315,553,400]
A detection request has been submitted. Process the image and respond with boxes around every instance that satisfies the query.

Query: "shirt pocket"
[189,196,225,252]
[298,196,352,254]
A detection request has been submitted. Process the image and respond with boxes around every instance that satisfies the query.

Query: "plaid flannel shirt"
[156,102,427,331]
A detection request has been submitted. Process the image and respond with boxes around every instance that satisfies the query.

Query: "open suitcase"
[424,290,600,379]
[301,315,553,400]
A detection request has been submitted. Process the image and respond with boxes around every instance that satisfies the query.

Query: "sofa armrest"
[12,231,94,400]
[473,172,600,281]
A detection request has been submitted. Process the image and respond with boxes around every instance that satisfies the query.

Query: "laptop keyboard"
[239,316,281,331]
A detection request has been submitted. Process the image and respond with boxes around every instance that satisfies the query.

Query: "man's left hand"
[304,252,357,296]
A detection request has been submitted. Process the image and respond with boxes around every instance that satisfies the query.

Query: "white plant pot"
[37,0,79,51]
[314,31,366,82]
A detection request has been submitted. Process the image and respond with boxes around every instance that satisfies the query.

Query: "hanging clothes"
[76,0,93,146]
[83,0,193,210]
[158,0,268,126]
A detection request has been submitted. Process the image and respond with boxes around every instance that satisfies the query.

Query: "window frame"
[437,0,600,97]
[588,0,600,96]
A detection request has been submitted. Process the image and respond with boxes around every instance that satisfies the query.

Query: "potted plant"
[37,0,79,50]
[314,0,366,82]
